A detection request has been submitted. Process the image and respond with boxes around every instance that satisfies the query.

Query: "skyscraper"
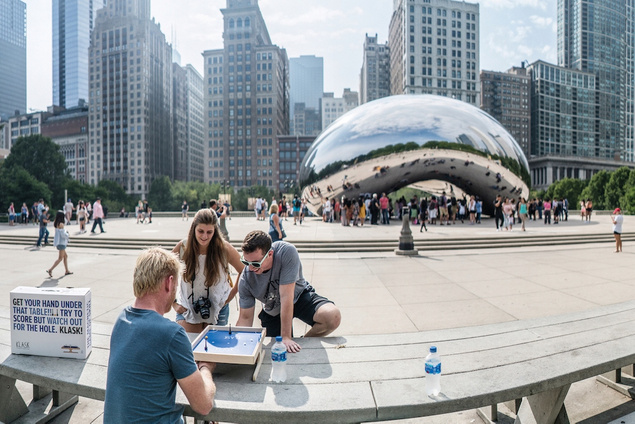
[53,0,105,108]
[88,0,173,198]
[557,0,633,162]
[0,0,26,119]
[203,0,289,189]
[289,55,323,134]
[389,0,480,105]
[480,66,531,157]
[360,34,390,104]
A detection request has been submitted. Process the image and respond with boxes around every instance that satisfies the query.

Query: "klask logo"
[15,341,30,349]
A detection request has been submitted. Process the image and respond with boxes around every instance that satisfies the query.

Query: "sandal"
[65,271,74,275]
[46,269,52,278]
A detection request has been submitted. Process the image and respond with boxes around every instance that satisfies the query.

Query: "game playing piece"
[229,324,232,335]
[204,336,208,351]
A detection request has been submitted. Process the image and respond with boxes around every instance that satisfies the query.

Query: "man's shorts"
[293,210,300,217]
[258,286,333,337]
[439,206,448,217]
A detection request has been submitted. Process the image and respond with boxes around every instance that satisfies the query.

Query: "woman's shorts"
[56,245,66,251]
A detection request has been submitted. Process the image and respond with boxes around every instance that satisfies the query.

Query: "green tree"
[94,180,133,214]
[147,176,175,211]
[604,166,631,209]
[0,165,52,211]
[580,170,610,210]
[549,178,588,209]
[622,186,635,215]
[3,135,70,206]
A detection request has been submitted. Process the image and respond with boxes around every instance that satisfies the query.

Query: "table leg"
[253,348,265,381]
[0,375,29,423]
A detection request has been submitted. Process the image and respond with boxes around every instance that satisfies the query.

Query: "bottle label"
[272,350,287,362]
[425,362,441,375]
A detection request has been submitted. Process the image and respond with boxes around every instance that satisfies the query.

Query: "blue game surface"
[193,329,262,356]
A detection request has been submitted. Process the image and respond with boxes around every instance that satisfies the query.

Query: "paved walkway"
[1,214,634,423]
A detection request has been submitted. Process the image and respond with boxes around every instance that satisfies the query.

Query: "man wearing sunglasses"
[236,230,341,353]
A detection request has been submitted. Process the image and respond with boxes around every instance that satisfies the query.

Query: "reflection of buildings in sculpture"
[299,95,529,216]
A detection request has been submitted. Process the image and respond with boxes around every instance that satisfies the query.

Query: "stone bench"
[2,301,635,423]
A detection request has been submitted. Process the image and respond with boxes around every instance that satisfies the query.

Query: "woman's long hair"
[53,211,65,229]
[183,209,227,287]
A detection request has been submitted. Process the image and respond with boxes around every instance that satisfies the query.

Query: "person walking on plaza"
[358,197,366,226]
[419,197,428,232]
[380,193,390,224]
[493,195,504,231]
[21,202,29,224]
[104,247,216,422]
[47,211,72,277]
[181,200,189,221]
[172,209,243,332]
[519,198,528,231]
[611,208,623,253]
[64,198,74,225]
[76,201,87,233]
[585,199,593,222]
[7,202,16,226]
[292,194,301,225]
[370,193,380,225]
[580,200,586,221]
[322,197,332,222]
[269,204,285,242]
[91,198,106,234]
[236,230,341,353]
[543,198,552,225]
[36,206,50,247]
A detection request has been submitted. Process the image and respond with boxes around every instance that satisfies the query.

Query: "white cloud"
[480,0,547,10]
[529,15,553,27]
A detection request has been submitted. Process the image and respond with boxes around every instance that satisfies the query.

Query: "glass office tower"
[53,0,105,108]
[0,0,26,119]
[558,0,634,161]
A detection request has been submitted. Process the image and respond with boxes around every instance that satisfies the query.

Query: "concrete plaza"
[1,213,634,423]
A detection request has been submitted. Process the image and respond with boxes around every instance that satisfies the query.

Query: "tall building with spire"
[0,0,26,120]
[389,0,480,105]
[88,0,173,198]
[203,0,289,189]
[53,0,106,108]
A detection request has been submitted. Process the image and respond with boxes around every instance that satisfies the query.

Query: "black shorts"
[258,286,333,337]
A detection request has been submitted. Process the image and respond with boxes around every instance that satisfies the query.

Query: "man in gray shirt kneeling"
[236,230,341,353]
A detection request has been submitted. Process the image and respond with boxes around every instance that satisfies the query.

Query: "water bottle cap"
[275,336,283,342]
[430,346,437,353]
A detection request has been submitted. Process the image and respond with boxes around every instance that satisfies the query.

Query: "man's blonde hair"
[133,247,183,298]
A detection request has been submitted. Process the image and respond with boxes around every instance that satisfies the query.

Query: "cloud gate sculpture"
[299,95,530,216]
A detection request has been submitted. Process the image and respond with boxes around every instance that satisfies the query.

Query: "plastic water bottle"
[425,346,441,396]
[271,336,287,382]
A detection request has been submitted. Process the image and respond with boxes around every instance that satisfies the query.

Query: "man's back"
[104,307,197,423]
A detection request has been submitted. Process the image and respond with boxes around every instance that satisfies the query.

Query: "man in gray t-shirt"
[237,231,341,353]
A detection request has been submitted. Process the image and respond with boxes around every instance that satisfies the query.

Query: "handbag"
[281,228,287,239]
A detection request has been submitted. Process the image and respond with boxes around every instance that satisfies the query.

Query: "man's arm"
[279,283,301,353]
[178,362,216,416]
[236,306,255,327]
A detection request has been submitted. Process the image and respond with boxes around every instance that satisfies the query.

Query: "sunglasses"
[240,248,272,268]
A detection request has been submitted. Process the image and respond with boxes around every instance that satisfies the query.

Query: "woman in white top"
[47,211,72,277]
[611,208,624,253]
[76,200,87,233]
[172,208,244,332]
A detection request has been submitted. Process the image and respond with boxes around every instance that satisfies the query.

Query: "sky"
[25,0,557,111]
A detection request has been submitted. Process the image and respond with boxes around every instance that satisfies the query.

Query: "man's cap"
[614,208,621,214]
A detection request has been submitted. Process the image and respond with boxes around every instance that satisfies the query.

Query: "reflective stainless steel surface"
[299,95,530,215]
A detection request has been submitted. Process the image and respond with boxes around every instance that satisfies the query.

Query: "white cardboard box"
[10,287,92,359]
